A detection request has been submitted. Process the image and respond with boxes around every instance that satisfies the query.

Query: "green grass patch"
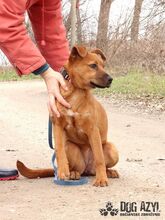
[0,70,39,81]
[1,69,165,98]
[94,70,165,98]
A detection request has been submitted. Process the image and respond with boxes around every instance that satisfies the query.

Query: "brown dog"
[17,45,119,187]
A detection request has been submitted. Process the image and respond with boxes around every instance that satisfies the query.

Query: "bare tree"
[64,9,72,33]
[63,0,89,44]
[131,0,144,42]
[96,0,114,52]
[71,0,77,47]
[76,0,83,43]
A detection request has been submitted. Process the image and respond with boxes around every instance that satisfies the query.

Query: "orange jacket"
[0,0,69,75]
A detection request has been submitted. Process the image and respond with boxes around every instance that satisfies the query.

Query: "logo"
[99,201,161,217]
[99,202,119,216]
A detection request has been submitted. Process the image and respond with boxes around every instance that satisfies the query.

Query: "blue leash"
[48,117,88,186]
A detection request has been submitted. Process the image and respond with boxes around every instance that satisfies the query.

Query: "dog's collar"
[60,67,70,80]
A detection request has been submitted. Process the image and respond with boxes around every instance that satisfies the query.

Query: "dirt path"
[0,81,164,220]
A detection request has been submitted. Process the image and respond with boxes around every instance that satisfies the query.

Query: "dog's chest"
[63,109,90,144]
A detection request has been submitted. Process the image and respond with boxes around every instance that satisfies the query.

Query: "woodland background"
[0,0,165,107]
[0,0,165,74]
[65,0,165,74]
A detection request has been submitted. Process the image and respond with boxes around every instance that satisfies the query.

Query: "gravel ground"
[0,81,164,220]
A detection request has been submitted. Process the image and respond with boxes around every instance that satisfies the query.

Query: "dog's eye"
[89,64,97,69]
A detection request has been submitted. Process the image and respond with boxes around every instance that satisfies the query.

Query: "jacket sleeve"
[0,0,46,75]
[28,0,70,72]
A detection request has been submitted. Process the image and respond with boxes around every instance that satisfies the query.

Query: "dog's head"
[65,45,113,90]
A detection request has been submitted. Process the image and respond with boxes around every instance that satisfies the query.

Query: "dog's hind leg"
[103,142,119,178]
[66,141,86,180]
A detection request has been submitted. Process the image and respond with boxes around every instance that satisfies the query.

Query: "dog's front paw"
[70,171,80,180]
[58,164,70,180]
[93,177,108,187]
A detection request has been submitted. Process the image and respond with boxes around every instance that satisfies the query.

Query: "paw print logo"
[99,208,108,216]
[110,208,119,216]
[106,202,113,211]
[99,201,119,217]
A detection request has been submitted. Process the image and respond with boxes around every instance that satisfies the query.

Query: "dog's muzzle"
[104,74,113,87]
[90,73,113,89]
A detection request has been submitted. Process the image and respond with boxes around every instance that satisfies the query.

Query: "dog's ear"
[69,45,88,61]
[91,49,106,62]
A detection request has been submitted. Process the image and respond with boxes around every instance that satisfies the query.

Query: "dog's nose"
[107,75,113,84]
[104,74,113,86]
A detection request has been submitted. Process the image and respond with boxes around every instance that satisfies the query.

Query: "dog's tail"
[16,160,54,179]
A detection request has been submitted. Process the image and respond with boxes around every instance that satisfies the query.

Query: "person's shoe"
[0,169,19,181]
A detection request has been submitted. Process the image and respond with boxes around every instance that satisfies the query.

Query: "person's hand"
[41,67,70,117]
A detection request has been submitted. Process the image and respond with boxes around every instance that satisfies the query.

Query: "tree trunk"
[76,0,83,44]
[71,0,77,48]
[96,0,113,52]
[131,0,144,42]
